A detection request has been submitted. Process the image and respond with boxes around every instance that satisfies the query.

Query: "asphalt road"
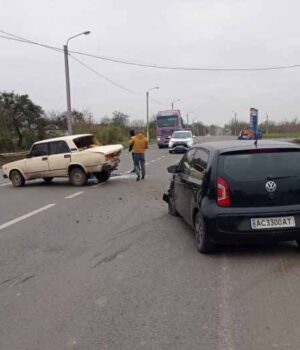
[1,136,300,350]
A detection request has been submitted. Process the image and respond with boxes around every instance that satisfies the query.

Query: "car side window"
[179,149,196,175]
[49,141,70,155]
[190,148,209,178]
[30,143,49,158]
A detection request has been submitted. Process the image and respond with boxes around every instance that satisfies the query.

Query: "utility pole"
[266,113,269,134]
[232,111,237,135]
[146,87,159,140]
[186,111,193,127]
[64,45,72,135]
[64,31,90,135]
[146,91,149,140]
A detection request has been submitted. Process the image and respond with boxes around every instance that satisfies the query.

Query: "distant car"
[238,128,262,140]
[163,140,300,253]
[2,134,123,187]
[168,130,194,153]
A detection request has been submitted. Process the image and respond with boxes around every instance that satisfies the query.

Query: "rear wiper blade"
[267,175,298,180]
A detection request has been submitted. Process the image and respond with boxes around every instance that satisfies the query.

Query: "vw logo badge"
[265,181,277,193]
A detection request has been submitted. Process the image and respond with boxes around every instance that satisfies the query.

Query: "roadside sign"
[250,108,258,133]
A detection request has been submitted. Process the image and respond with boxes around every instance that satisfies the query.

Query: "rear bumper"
[202,202,300,244]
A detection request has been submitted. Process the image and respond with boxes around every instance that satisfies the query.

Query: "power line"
[0,31,167,104]
[0,30,63,53]
[69,54,143,96]
[1,29,300,72]
[69,54,166,106]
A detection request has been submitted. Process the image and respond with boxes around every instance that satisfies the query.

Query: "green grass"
[263,132,300,139]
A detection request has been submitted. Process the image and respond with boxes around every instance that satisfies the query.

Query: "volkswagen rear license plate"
[251,216,295,230]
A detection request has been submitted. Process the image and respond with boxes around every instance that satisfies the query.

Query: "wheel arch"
[8,168,26,180]
[68,163,88,175]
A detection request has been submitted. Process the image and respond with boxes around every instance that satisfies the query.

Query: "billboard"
[250,108,258,133]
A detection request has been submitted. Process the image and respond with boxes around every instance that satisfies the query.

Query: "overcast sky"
[1,0,300,125]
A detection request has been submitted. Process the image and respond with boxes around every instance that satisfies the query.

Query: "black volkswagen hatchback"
[163,140,300,253]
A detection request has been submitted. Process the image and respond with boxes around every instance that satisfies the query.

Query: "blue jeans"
[133,153,145,177]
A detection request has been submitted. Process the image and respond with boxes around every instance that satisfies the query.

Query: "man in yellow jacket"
[129,131,148,181]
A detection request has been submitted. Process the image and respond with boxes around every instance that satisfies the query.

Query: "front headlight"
[157,137,161,141]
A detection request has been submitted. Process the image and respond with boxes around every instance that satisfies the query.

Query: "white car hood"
[82,144,123,155]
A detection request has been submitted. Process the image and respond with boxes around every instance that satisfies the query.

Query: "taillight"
[217,177,230,207]
[105,154,113,161]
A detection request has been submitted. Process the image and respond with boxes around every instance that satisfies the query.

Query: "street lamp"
[64,31,91,135]
[171,99,180,110]
[232,110,237,136]
[146,86,160,140]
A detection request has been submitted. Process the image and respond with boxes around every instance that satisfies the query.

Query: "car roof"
[34,134,93,145]
[197,140,300,153]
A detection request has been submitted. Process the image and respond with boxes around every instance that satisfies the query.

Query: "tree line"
[225,116,300,136]
[0,91,151,153]
[0,91,217,153]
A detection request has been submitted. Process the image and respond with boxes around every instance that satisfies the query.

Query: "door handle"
[42,157,48,161]
[64,154,71,159]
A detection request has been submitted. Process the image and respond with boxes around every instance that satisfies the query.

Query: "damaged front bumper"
[163,192,170,203]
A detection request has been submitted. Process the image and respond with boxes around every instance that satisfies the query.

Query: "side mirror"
[167,165,178,174]
[26,153,31,158]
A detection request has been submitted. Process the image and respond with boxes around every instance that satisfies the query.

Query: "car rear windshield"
[73,136,101,150]
[172,132,192,139]
[218,149,300,181]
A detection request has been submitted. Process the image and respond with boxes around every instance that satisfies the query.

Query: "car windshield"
[218,150,300,181]
[73,135,101,150]
[157,116,178,127]
[172,132,192,139]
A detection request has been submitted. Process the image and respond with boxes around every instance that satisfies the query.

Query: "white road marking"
[0,204,56,232]
[0,183,10,187]
[65,191,84,199]
[218,256,235,350]
[90,182,106,188]
[110,174,132,180]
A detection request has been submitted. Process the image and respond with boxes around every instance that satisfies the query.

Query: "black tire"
[168,189,179,216]
[10,170,25,187]
[69,167,87,186]
[194,211,216,254]
[43,177,53,184]
[95,170,111,183]
[296,240,300,249]
[169,150,173,154]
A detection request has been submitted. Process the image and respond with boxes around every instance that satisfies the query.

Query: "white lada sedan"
[2,134,123,187]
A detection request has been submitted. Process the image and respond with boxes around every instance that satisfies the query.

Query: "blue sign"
[250,108,258,133]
